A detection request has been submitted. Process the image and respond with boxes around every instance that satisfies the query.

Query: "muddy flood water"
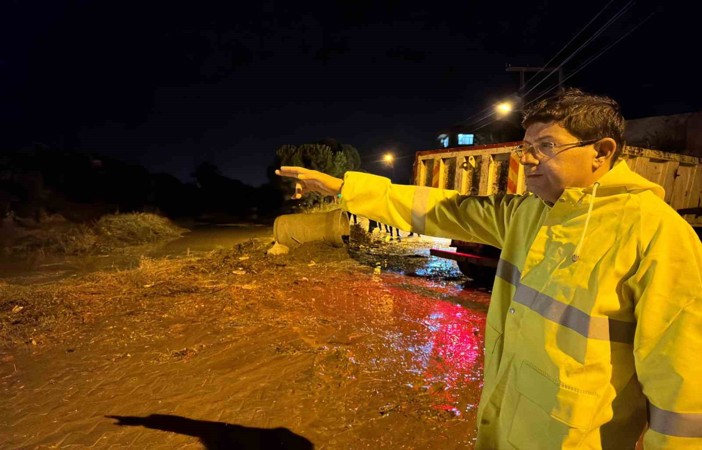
[1,234,492,449]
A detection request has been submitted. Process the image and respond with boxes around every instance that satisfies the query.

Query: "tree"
[275,145,303,168]
[191,162,222,190]
[275,140,362,208]
[276,141,361,177]
[340,144,361,173]
[191,161,258,217]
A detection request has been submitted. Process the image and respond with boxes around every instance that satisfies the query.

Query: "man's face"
[520,121,600,203]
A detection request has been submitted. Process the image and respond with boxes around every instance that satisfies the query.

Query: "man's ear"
[593,138,616,169]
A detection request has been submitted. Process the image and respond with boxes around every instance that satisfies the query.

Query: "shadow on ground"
[106,414,314,450]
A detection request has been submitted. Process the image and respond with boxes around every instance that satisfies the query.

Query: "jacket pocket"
[508,361,599,449]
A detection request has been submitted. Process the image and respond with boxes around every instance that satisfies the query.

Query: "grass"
[2,212,186,256]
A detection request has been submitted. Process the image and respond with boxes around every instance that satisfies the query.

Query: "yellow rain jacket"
[340,161,702,449]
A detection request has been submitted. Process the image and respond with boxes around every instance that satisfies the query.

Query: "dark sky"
[1,0,699,186]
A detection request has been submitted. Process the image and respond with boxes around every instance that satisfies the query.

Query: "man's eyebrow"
[535,135,556,142]
[523,135,556,144]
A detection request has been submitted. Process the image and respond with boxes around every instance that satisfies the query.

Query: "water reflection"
[415,301,484,414]
[350,239,464,279]
[410,253,463,279]
[378,280,487,416]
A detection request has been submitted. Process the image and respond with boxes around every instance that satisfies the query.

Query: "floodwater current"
[1,228,493,448]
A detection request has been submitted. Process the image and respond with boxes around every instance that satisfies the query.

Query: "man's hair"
[522,87,625,164]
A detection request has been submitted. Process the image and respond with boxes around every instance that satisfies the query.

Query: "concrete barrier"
[273,209,349,248]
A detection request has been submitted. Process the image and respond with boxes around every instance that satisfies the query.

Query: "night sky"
[2,0,699,186]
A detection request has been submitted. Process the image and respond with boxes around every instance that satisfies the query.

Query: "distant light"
[496,102,513,115]
[383,153,394,164]
[438,134,449,148]
[458,134,474,145]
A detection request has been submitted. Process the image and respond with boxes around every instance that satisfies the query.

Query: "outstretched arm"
[275,166,343,199]
[277,166,524,246]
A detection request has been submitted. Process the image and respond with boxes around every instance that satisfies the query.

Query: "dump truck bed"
[413,142,702,227]
[414,142,702,280]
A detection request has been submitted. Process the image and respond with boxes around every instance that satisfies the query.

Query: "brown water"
[1,231,492,448]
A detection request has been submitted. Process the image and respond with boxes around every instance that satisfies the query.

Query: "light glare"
[496,102,512,114]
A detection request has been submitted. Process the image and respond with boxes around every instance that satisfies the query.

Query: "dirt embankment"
[0,212,186,257]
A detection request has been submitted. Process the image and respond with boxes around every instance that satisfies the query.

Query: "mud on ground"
[0,228,491,449]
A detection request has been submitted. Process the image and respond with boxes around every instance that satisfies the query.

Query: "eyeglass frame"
[512,138,602,160]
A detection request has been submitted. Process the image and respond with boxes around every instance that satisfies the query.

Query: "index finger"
[275,166,311,179]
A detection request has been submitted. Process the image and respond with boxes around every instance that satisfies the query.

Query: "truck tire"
[454,244,500,286]
[456,260,496,286]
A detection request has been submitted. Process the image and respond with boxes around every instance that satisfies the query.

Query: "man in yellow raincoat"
[276,88,702,449]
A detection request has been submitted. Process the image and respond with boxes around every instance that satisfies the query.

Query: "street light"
[494,99,525,141]
[383,152,395,180]
[496,101,513,117]
[496,95,525,117]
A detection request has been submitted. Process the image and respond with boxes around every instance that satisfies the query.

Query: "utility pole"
[505,64,563,98]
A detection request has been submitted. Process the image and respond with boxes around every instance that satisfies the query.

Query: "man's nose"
[519,151,538,166]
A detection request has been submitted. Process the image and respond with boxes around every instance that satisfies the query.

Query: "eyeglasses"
[512,138,601,159]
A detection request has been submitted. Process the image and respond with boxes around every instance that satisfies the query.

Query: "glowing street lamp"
[383,152,395,180]
[496,101,513,116]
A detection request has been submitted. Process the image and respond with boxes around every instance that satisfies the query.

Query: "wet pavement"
[1,234,491,449]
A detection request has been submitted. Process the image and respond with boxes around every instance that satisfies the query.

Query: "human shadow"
[106,414,314,450]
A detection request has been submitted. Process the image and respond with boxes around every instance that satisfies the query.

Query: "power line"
[520,0,635,100]
[452,0,652,139]
[521,0,618,85]
[459,1,630,130]
[523,8,657,109]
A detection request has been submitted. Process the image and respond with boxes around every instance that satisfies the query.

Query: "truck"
[413,142,702,282]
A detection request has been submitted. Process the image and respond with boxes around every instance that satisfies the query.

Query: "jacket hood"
[587,160,665,200]
[569,160,664,262]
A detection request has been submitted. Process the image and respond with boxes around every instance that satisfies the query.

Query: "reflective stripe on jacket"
[340,161,702,449]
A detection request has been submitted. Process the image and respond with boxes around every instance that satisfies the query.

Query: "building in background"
[625,112,702,157]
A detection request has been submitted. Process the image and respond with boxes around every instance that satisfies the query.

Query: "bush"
[3,213,186,256]
[96,213,185,247]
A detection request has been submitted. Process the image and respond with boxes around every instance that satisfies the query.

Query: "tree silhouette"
[192,162,223,190]
[275,140,362,208]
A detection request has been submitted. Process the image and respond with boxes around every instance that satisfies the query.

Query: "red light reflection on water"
[384,281,487,416]
[420,301,485,414]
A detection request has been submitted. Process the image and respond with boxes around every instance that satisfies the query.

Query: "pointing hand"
[275,166,344,199]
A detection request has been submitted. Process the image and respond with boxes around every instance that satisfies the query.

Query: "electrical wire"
[454,1,625,129]
[521,0,635,100]
[463,0,654,135]
[522,8,657,109]
[520,0,618,86]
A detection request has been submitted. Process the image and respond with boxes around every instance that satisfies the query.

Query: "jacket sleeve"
[626,207,702,449]
[339,171,528,248]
